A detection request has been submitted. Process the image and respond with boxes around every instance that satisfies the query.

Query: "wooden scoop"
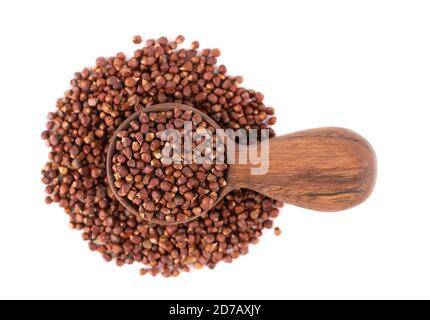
[107,103,377,225]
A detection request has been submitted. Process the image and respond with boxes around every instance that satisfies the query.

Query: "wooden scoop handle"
[227,127,377,212]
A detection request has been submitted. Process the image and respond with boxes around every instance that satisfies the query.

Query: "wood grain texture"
[227,127,377,212]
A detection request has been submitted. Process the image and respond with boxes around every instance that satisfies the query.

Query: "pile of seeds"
[41,35,282,277]
[111,108,228,223]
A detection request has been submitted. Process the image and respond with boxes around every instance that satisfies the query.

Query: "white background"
[0,0,429,300]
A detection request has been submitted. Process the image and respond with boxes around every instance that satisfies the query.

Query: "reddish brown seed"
[195,92,207,102]
[103,253,112,262]
[132,35,142,44]
[255,92,264,103]
[268,117,277,125]
[203,72,213,81]
[116,165,128,178]
[191,41,199,49]
[201,197,214,211]
[181,61,193,72]
[264,220,273,229]
[148,178,160,189]
[125,77,137,87]
[88,98,97,107]
[184,191,197,201]
[182,167,193,178]
[175,35,185,44]
[212,48,221,57]
[192,113,202,125]
[158,36,168,46]
[159,181,172,192]
[130,235,142,244]
[274,227,282,236]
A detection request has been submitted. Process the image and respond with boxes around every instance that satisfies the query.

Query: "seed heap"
[41,35,282,277]
[111,108,228,223]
